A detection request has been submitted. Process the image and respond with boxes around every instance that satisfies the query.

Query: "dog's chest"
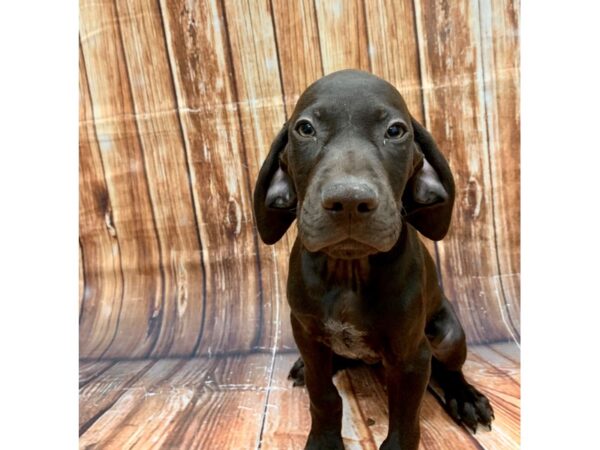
[320,289,380,363]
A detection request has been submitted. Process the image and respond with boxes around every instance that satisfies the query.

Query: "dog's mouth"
[322,239,379,260]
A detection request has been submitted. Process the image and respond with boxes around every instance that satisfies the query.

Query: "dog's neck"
[310,223,411,290]
[297,223,416,292]
[325,257,370,288]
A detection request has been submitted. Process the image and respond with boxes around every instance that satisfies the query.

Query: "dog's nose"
[321,182,379,215]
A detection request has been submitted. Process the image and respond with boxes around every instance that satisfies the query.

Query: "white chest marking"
[323,319,380,363]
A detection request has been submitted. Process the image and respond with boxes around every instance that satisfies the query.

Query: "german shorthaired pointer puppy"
[253,70,493,450]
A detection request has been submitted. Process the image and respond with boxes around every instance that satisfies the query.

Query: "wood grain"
[478,0,521,337]
[413,0,518,344]
[80,344,520,449]
[113,0,206,357]
[259,354,312,450]
[314,0,370,73]
[464,350,520,448]
[79,354,272,449]
[79,359,185,446]
[345,365,483,449]
[154,354,271,449]
[159,0,267,356]
[271,0,323,116]
[490,341,520,364]
[80,0,163,358]
[79,360,156,434]
[472,342,520,382]
[363,0,423,118]
[79,0,520,357]
[79,38,127,359]
[79,360,114,388]
[220,0,291,353]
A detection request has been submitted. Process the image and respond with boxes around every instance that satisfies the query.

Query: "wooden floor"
[79,342,519,449]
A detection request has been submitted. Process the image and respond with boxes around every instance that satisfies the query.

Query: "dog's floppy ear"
[253,123,297,244]
[403,117,455,241]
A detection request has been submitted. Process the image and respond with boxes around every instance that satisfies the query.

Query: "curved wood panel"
[478,0,521,337]
[159,0,266,356]
[220,0,292,354]
[79,0,520,358]
[413,0,519,343]
[114,0,206,357]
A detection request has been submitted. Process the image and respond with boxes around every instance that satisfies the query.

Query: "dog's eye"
[296,121,316,137]
[386,122,407,139]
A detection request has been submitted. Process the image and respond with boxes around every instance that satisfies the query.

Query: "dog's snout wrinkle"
[321,182,379,216]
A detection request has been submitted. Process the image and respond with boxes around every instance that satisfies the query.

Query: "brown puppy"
[253,70,493,450]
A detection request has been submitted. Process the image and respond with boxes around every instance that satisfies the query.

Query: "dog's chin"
[300,227,401,259]
[321,239,379,260]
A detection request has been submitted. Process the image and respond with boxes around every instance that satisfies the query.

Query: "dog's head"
[253,70,454,259]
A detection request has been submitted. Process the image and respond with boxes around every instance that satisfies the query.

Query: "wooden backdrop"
[79,0,519,360]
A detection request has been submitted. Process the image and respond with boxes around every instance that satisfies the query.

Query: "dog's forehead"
[292,70,409,120]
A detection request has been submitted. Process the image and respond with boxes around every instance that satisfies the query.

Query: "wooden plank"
[346,365,481,449]
[259,346,520,450]
[489,341,520,364]
[220,0,292,353]
[471,344,520,384]
[462,351,520,448]
[363,0,424,119]
[261,353,379,450]
[478,0,521,336]
[413,0,517,344]
[80,0,163,358]
[339,366,388,449]
[350,343,520,449]
[79,0,520,362]
[79,40,126,359]
[271,0,323,116]
[79,360,155,432]
[79,359,183,445]
[109,0,206,357]
[336,370,386,450]
[78,344,519,448]
[156,354,271,449]
[314,0,370,73]
[79,355,271,449]
[259,354,311,450]
[79,360,115,388]
[159,0,265,356]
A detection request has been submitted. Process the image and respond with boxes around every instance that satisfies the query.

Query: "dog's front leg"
[291,314,344,450]
[381,339,432,450]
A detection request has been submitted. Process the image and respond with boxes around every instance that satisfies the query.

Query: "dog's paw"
[305,431,344,450]
[288,357,305,386]
[444,381,494,433]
